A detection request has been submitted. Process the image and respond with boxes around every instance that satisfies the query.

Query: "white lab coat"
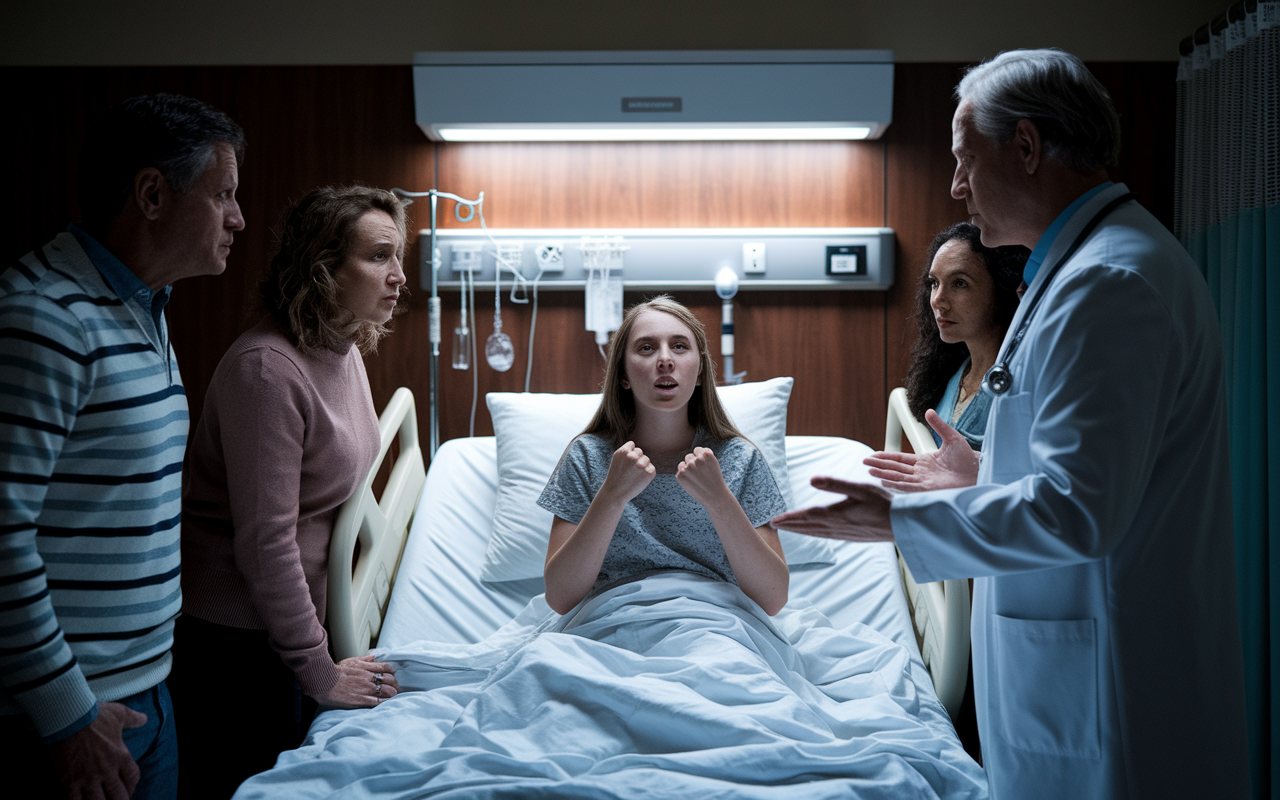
[893,184,1251,799]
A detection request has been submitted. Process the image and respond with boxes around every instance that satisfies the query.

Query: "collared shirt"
[1022,181,1113,285]
[69,223,172,340]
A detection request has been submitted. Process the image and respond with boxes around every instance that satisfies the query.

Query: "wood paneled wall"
[3,62,1175,458]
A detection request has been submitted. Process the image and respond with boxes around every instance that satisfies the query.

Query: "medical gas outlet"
[537,244,565,273]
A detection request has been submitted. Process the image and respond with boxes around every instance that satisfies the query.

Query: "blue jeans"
[0,680,178,799]
[121,681,179,800]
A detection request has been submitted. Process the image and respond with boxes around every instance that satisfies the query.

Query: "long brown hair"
[582,296,742,446]
[260,185,410,355]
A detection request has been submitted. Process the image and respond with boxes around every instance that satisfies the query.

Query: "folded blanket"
[235,572,986,799]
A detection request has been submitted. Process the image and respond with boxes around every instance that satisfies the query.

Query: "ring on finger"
[374,673,383,686]
[375,683,383,696]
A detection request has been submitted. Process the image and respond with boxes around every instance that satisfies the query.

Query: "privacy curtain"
[1175,3,1280,797]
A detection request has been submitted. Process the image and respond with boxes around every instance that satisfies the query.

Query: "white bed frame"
[328,387,426,662]
[328,386,971,720]
[884,387,971,719]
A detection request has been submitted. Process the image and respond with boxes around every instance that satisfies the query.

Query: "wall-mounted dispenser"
[413,50,893,142]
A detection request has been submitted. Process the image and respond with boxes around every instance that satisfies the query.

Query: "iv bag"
[452,326,470,370]
[586,268,623,344]
[582,237,627,346]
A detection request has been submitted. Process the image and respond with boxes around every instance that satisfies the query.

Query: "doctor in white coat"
[773,49,1251,799]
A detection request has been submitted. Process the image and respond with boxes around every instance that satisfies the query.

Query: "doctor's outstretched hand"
[769,477,894,543]
[862,409,980,492]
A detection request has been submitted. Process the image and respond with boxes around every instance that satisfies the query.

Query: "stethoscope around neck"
[982,192,1138,396]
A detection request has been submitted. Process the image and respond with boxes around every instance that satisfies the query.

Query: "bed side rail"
[885,387,971,721]
[328,387,427,661]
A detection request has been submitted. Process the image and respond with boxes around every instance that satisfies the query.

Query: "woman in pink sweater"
[173,185,408,798]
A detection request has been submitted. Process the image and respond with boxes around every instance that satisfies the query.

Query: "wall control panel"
[419,228,895,292]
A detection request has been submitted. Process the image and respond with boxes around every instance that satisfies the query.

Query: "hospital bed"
[245,380,980,798]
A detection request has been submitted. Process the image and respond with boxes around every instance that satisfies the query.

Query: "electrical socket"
[495,242,524,277]
[451,242,483,273]
[536,243,565,273]
[743,242,766,273]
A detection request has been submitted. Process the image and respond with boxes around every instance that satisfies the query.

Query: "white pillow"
[481,377,836,583]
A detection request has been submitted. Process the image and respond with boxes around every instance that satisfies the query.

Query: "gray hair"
[77,94,247,229]
[955,49,1120,174]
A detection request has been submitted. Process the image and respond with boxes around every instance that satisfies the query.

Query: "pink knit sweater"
[181,318,379,696]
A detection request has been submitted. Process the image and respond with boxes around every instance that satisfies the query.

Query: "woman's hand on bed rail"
[769,478,894,543]
[317,655,400,709]
[864,410,979,493]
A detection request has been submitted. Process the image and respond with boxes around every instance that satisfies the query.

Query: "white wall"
[3,0,1225,65]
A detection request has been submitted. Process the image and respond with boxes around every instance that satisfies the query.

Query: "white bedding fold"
[235,573,986,799]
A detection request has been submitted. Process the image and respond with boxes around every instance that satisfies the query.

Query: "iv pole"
[391,188,484,459]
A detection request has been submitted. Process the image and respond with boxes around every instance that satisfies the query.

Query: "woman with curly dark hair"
[173,185,409,797]
[904,222,1027,449]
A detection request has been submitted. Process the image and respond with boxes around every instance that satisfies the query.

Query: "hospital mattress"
[379,434,918,655]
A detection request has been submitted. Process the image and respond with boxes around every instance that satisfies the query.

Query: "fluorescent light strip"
[437,126,872,142]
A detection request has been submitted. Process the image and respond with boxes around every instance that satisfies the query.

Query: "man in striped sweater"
[1,94,245,799]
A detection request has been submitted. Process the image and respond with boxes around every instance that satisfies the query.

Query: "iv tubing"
[469,275,479,438]
[392,186,490,457]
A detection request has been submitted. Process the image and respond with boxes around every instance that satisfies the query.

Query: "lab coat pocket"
[992,615,1100,759]
[986,391,1033,483]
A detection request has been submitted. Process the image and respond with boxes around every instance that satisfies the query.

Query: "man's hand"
[769,476,895,543]
[50,701,147,800]
[863,409,980,492]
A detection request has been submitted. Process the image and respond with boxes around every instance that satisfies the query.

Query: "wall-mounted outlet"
[495,242,524,277]
[536,243,565,273]
[451,242,483,273]
[743,242,766,273]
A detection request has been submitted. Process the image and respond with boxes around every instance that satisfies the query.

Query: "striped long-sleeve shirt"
[0,230,186,740]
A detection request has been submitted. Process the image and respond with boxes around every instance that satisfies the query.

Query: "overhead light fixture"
[435,125,874,142]
[413,50,893,143]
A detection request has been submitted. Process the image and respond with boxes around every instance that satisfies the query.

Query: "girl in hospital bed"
[538,296,790,616]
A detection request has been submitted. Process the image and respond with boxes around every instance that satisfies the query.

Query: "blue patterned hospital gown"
[537,428,788,596]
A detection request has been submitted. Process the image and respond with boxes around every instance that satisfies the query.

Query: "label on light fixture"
[622,97,683,113]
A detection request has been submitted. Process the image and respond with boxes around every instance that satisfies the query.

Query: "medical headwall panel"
[423,228,896,292]
[413,50,894,142]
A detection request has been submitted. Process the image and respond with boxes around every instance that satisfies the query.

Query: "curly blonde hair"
[260,185,409,355]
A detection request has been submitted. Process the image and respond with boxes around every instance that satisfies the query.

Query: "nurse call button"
[826,244,867,276]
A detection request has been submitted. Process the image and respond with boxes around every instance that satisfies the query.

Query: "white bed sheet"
[379,435,916,655]
[235,436,984,799]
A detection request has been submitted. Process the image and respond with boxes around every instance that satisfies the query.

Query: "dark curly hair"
[904,223,1027,422]
[260,185,410,355]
